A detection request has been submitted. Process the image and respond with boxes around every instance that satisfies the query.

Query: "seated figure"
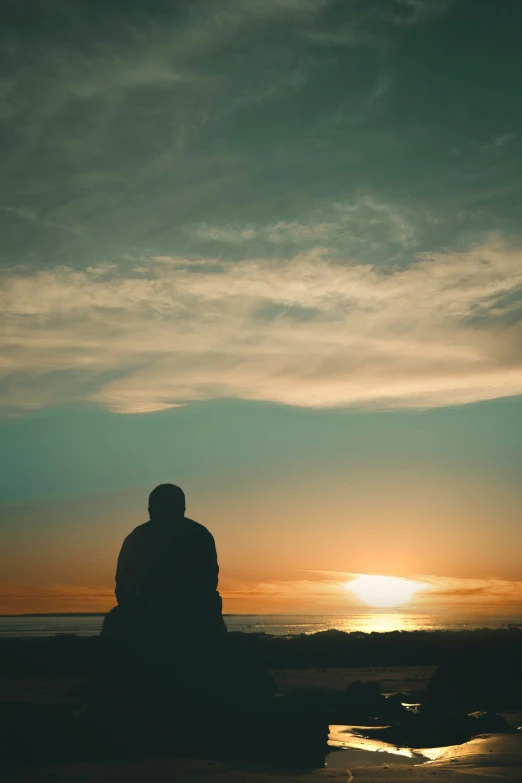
[94,485,324,766]
[103,483,226,650]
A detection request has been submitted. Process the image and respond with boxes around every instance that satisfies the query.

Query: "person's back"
[114,484,225,636]
[98,483,280,756]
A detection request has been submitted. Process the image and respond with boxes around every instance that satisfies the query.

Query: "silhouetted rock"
[0,702,112,764]
[470,710,510,733]
[427,648,522,710]
[4,624,522,768]
[4,627,522,676]
[331,679,384,722]
[379,692,411,722]
[369,705,511,749]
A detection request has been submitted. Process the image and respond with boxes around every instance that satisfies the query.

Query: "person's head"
[148,483,186,521]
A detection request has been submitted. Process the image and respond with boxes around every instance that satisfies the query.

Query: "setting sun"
[346,575,426,608]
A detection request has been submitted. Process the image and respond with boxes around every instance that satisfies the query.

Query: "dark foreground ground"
[3,624,522,671]
[2,627,522,781]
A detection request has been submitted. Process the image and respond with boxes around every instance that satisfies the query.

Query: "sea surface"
[1,610,522,638]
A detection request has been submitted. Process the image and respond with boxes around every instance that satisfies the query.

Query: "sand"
[269,666,435,695]
[0,667,435,708]
[5,735,522,783]
[2,665,521,782]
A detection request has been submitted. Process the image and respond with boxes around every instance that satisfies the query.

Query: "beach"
[5,738,522,783]
[2,628,522,781]
[3,0,522,778]
[3,687,522,782]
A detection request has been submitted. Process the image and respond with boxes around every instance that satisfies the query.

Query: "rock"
[331,679,385,722]
[427,649,522,711]
[380,692,411,722]
[470,710,510,733]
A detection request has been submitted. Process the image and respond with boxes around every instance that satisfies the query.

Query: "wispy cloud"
[2,206,84,236]
[482,133,517,151]
[419,575,522,603]
[192,196,419,255]
[2,571,521,615]
[306,0,452,46]
[0,581,114,614]
[0,0,464,272]
[1,235,521,414]
[221,571,522,612]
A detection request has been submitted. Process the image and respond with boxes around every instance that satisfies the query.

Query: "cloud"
[412,575,522,605]
[192,196,419,255]
[306,0,451,45]
[0,581,114,614]
[0,0,460,271]
[3,570,522,615]
[2,206,84,236]
[482,132,517,151]
[221,571,522,613]
[222,577,347,599]
[1,235,522,414]
[220,575,360,613]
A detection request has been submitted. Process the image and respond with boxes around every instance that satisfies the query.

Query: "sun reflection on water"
[322,613,423,634]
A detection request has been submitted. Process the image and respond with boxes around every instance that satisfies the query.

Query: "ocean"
[1,610,521,638]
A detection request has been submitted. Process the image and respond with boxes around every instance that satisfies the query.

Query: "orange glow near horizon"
[2,460,522,617]
[2,571,522,615]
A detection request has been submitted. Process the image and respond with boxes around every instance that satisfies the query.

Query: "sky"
[1,0,522,615]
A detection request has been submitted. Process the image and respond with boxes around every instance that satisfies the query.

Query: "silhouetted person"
[97,486,316,767]
[114,483,226,639]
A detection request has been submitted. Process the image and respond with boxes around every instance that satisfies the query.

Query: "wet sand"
[3,666,521,782]
[0,667,435,708]
[5,734,522,783]
[3,630,522,781]
[270,665,435,695]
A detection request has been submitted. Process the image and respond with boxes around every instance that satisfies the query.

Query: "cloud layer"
[3,571,521,615]
[1,2,521,416]
[1,236,522,414]
[3,0,521,272]
[0,581,114,614]
[221,571,522,612]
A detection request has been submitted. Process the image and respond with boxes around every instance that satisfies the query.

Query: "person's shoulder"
[184,517,214,539]
[124,521,151,541]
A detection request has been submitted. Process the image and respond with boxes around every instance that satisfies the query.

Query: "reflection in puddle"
[402,702,421,713]
[327,725,429,768]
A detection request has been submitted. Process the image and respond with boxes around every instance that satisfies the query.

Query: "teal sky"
[1,0,522,613]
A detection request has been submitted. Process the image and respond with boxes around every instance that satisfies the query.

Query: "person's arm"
[115,531,140,607]
[199,527,219,593]
[202,530,226,630]
[208,531,219,593]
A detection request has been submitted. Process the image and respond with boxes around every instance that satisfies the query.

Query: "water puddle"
[326,724,429,768]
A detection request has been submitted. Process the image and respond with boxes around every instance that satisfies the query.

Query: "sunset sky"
[1,0,522,615]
